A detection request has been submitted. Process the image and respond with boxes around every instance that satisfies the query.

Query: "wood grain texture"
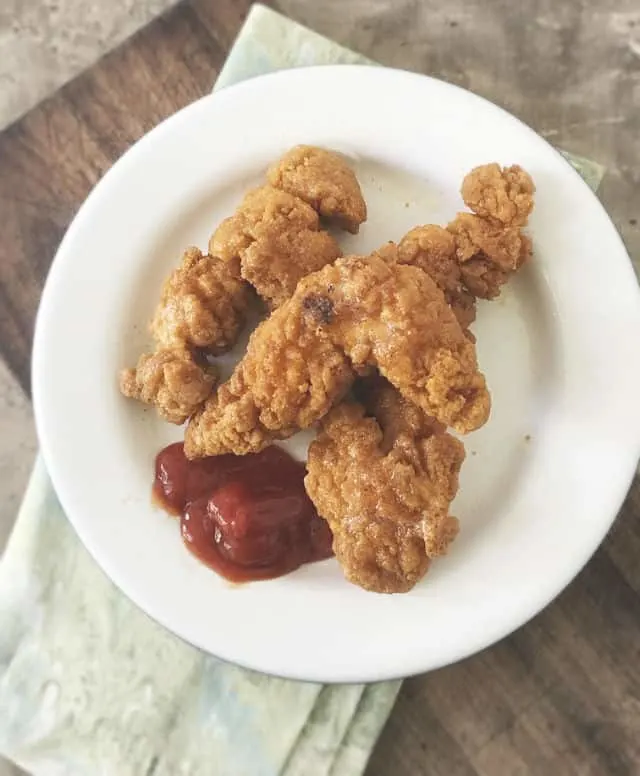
[0,1,638,775]
[0,0,252,394]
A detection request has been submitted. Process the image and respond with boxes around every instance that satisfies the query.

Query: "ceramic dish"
[33,65,640,682]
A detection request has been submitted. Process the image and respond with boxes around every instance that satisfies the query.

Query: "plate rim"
[32,64,640,682]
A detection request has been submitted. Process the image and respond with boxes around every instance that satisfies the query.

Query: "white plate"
[33,65,640,682]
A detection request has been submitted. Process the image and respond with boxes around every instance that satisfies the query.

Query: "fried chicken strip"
[312,249,490,432]
[267,145,367,233]
[397,225,477,331]
[185,250,490,458]
[209,186,341,308]
[461,162,534,227]
[151,247,253,352]
[119,348,217,425]
[119,246,251,423]
[305,377,464,593]
[209,146,366,307]
[391,164,535,309]
[448,164,535,299]
[184,300,355,456]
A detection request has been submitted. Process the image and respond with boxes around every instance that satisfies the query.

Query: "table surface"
[1,1,639,774]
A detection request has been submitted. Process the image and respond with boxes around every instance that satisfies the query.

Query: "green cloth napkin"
[0,4,604,775]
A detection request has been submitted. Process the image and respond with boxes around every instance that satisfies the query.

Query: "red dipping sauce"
[153,442,333,582]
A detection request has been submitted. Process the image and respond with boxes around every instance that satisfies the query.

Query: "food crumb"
[404,202,410,208]
[471,450,477,456]
[524,434,531,442]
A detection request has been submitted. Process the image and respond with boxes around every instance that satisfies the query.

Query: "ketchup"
[153,443,333,582]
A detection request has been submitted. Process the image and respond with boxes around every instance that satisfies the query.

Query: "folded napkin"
[0,5,604,775]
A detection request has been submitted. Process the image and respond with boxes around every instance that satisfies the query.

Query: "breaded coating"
[267,145,367,233]
[150,247,252,353]
[210,186,319,262]
[308,250,490,432]
[448,213,532,299]
[449,213,530,270]
[457,257,511,300]
[240,228,341,310]
[209,186,341,308]
[185,251,490,458]
[119,348,217,424]
[305,397,464,593]
[397,225,477,330]
[461,163,535,227]
[355,373,446,445]
[184,302,355,457]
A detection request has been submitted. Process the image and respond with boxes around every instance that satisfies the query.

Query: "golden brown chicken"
[310,249,490,432]
[397,225,477,331]
[209,186,341,309]
[266,145,367,233]
[305,376,464,593]
[304,164,536,593]
[461,162,535,227]
[119,246,249,423]
[184,298,355,457]
[448,164,535,299]
[150,246,253,353]
[120,147,367,424]
[184,249,490,458]
[119,348,217,425]
[447,213,532,299]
